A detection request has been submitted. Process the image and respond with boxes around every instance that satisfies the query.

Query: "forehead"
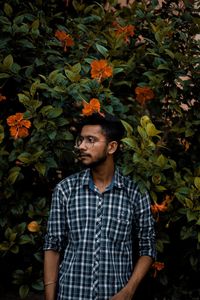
[80,125,105,137]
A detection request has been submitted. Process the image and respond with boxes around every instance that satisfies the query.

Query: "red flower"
[113,22,135,43]
[135,86,155,106]
[90,59,113,82]
[151,195,173,221]
[0,93,6,102]
[152,262,165,277]
[55,30,74,52]
[82,98,101,116]
[7,113,31,139]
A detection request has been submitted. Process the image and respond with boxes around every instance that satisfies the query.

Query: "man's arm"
[44,250,60,300]
[110,255,153,300]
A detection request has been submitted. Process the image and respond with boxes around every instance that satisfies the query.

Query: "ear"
[107,141,118,155]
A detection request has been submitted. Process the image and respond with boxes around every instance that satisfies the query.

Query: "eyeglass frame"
[74,135,108,149]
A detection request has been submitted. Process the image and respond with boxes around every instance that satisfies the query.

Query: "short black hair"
[77,113,125,144]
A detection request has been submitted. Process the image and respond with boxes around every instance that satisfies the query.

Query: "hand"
[110,287,133,300]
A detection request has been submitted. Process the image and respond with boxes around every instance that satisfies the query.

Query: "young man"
[43,113,156,300]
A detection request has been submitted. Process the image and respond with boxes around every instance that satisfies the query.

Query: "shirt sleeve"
[43,184,68,252]
[133,189,156,259]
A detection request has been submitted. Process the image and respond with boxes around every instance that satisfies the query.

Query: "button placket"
[92,194,103,300]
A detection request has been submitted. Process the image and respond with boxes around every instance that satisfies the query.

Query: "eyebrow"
[79,135,98,138]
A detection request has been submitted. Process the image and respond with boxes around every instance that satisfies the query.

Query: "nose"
[77,139,87,150]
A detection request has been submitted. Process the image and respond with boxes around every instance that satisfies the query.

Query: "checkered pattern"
[44,168,156,300]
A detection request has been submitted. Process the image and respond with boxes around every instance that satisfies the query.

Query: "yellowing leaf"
[31,19,40,29]
[4,3,13,16]
[194,177,200,190]
[140,115,151,128]
[3,54,14,69]
[156,154,166,168]
[0,125,4,143]
[146,123,161,137]
[7,167,21,184]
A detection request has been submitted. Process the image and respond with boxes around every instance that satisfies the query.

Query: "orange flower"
[114,22,135,43]
[135,86,155,106]
[27,221,40,233]
[7,112,31,139]
[0,93,6,102]
[82,98,101,116]
[91,59,113,82]
[152,261,165,277]
[55,30,74,52]
[151,195,173,221]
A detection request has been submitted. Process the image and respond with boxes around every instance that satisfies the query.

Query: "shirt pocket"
[106,215,131,244]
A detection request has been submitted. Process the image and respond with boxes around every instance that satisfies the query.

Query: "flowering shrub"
[0,0,199,299]
[82,98,102,116]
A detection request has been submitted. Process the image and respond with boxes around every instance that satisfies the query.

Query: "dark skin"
[44,125,153,300]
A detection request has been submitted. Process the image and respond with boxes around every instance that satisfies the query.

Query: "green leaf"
[0,242,9,251]
[48,69,60,82]
[9,232,17,242]
[35,162,46,176]
[18,235,33,245]
[122,137,138,150]
[121,120,133,136]
[155,185,167,192]
[10,244,19,254]
[156,154,166,168]
[60,131,73,141]
[185,198,194,209]
[47,107,63,118]
[7,167,21,184]
[17,152,32,164]
[180,226,193,240]
[32,279,44,291]
[71,63,81,74]
[15,223,26,234]
[31,19,40,30]
[4,227,13,240]
[47,130,57,140]
[176,187,190,196]
[18,93,30,103]
[95,43,108,57]
[198,232,200,243]
[18,39,35,48]
[19,285,29,299]
[65,69,80,82]
[4,3,13,17]
[34,252,43,263]
[186,210,197,222]
[3,54,13,69]
[164,49,175,59]
[0,73,10,79]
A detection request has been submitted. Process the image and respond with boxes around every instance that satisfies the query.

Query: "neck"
[91,159,115,193]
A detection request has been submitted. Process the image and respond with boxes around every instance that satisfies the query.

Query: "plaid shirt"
[44,168,156,300]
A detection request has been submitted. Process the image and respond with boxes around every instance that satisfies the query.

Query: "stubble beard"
[80,151,108,169]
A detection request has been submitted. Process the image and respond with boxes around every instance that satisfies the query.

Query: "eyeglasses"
[75,135,107,149]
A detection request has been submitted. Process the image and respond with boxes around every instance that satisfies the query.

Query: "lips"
[78,153,90,159]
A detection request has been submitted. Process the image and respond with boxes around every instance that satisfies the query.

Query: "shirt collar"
[80,167,125,189]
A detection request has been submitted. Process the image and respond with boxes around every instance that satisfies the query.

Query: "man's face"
[75,125,109,168]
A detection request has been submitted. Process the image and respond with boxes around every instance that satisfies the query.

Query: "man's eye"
[87,137,95,143]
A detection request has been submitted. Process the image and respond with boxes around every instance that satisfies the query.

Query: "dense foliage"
[0,0,199,299]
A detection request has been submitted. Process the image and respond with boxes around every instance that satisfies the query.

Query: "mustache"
[72,148,90,158]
